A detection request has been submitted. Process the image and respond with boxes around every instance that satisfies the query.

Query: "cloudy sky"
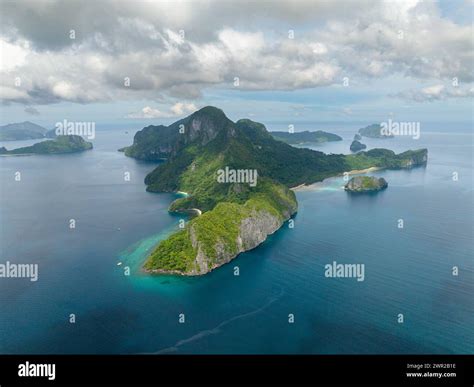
[0,0,472,129]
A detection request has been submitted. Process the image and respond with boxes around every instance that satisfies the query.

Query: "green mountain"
[0,121,48,141]
[0,135,93,155]
[120,107,232,161]
[124,106,427,275]
[359,124,394,139]
[270,130,342,145]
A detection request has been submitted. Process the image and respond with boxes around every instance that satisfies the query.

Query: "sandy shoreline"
[346,166,381,175]
[290,166,382,191]
[189,208,202,216]
[0,153,35,157]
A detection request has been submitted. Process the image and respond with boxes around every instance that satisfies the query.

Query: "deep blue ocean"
[0,122,472,354]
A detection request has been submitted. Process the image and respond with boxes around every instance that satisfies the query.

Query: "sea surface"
[0,123,472,354]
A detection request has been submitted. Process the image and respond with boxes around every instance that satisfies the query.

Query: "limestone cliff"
[344,176,388,193]
[182,208,289,275]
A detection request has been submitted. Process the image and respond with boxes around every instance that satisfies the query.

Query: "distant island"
[121,106,428,276]
[0,135,92,156]
[270,130,342,145]
[350,140,367,152]
[345,176,388,193]
[359,124,394,139]
[0,121,48,141]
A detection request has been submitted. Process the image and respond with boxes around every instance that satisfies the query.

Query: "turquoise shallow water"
[0,124,472,354]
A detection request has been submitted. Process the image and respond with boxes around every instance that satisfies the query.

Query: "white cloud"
[0,38,28,71]
[394,84,474,102]
[422,84,445,97]
[311,42,328,55]
[126,106,168,119]
[0,0,472,105]
[218,29,265,56]
[126,103,198,119]
[342,107,353,116]
[170,102,197,116]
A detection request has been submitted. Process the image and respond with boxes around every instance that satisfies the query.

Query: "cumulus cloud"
[0,0,373,49]
[0,0,472,105]
[395,84,474,102]
[126,103,198,119]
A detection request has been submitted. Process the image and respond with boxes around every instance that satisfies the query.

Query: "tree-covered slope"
[123,106,427,275]
[145,181,297,274]
[271,130,342,144]
[121,106,234,161]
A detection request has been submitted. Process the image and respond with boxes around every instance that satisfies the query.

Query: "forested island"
[122,106,427,275]
[350,140,367,152]
[270,130,342,145]
[0,121,49,141]
[345,176,388,193]
[0,135,92,155]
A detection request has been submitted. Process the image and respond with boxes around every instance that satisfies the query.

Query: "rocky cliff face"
[124,107,233,160]
[344,176,388,193]
[185,209,289,275]
[398,149,428,168]
[186,113,229,145]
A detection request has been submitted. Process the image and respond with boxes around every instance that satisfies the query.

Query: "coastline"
[291,166,382,192]
[190,208,202,216]
[0,153,35,157]
[347,166,381,175]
